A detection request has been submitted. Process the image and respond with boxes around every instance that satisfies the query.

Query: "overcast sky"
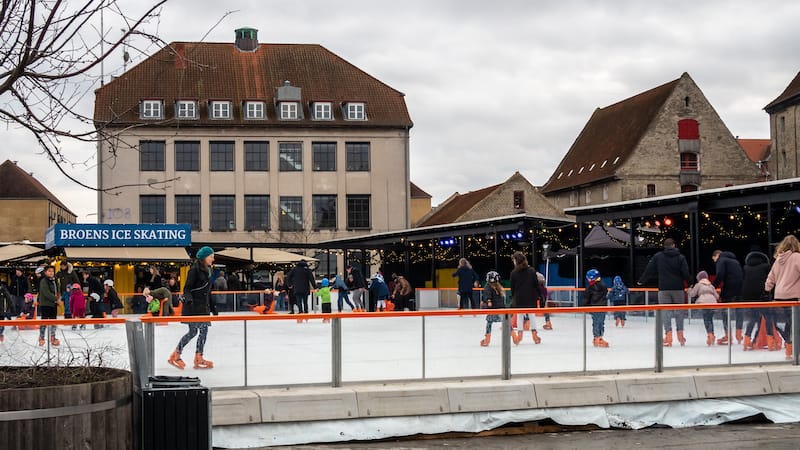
[2,0,798,225]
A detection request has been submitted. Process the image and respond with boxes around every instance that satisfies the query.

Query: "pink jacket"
[765,251,800,300]
[688,279,718,304]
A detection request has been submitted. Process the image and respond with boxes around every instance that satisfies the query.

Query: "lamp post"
[542,243,550,287]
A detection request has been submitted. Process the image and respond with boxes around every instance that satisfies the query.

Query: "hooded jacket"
[608,276,628,305]
[584,279,608,307]
[452,266,480,293]
[510,266,538,308]
[712,251,743,301]
[182,262,215,316]
[688,278,719,304]
[638,247,691,291]
[765,251,800,300]
[287,261,315,295]
[741,251,771,302]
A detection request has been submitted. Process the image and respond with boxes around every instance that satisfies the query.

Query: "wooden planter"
[0,368,132,449]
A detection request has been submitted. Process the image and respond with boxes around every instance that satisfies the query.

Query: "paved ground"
[258,422,800,450]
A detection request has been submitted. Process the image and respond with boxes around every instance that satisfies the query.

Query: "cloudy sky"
[2,0,798,224]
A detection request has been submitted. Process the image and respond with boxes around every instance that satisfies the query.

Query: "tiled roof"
[765,71,800,113]
[416,183,501,227]
[737,138,771,163]
[541,75,682,194]
[94,42,413,128]
[410,181,432,199]
[0,160,76,216]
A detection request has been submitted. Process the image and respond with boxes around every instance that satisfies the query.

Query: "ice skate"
[38,336,45,346]
[511,330,522,345]
[50,336,60,346]
[523,320,531,331]
[706,333,715,346]
[480,333,491,347]
[676,330,686,346]
[735,328,743,344]
[194,352,214,369]
[743,336,753,350]
[543,320,552,330]
[531,330,541,344]
[767,336,779,351]
[620,319,625,327]
[615,318,620,327]
[663,330,673,347]
[596,337,610,348]
[717,333,729,345]
[786,343,793,361]
[168,350,186,370]
[0,335,4,343]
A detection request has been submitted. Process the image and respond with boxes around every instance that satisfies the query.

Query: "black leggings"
[177,322,209,354]
[775,306,793,344]
[744,308,774,338]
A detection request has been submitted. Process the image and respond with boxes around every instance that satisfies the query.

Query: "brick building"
[541,73,761,210]
[765,70,800,180]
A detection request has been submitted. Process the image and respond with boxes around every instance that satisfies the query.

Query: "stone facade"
[458,172,564,221]
[768,100,800,179]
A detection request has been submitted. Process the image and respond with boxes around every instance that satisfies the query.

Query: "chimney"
[174,43,186,69]
[234,27,259,52]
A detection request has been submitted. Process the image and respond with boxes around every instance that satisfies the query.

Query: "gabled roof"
[737,138,771,163]
[94,42,413,128]
[765,71,800,113]
[541,75,682,194]
[416,183,502,227]
[0,160,76,216]
[410,182,432,199]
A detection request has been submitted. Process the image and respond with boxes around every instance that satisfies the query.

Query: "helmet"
[486,271,500,283]
[321,278,330,288]
[372,273,384,282]
[104,279,114,287]
[71,283,81,290]
[586,269,600,282]
[35,267,45,275]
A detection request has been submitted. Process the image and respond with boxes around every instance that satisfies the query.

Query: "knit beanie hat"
[696,270,708,281]
[196,246,214,260]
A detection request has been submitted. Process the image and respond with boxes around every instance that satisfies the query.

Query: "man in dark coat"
[712,250,745,345]
[638,238,691,347]
[287,260,315,314]
[9,269,28,317]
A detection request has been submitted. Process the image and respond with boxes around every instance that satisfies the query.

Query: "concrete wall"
[98,127,410,244]
[770,103,800,180]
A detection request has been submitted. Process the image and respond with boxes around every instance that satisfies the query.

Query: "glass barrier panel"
[425,314,501,378]
[511,311,584,375]
[663,306,731,369]
[342,316,422,382]
[584,308,655,372]
[731,305,793,366]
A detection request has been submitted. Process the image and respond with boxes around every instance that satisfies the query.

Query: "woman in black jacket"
[168,246,217,370]
[740,250,774,350]
[509,252,541,345]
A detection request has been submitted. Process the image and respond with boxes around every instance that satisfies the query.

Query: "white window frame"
[346,102,366,120]
[210,101,232,120]
[245,101,265,120]
[602,185,609,200]
[140,100,163,119]
[314,102,332,120]
[280,102,299,120]
[176,100,197,120]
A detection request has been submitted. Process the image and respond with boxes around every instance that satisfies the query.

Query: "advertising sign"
[46,224,192,249]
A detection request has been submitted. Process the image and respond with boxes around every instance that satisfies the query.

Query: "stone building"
[0,160,76,242]
[416,172,565,227]
[409,182,432,226]
[765,70,800,180]
[541,73,761,210]
[93,28,413,248]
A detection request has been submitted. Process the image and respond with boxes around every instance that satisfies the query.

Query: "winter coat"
[56,267,80,295]
[106,287,123,310]
[38,277,59,308]
[452,266,480,293]
[369,278,390,300]
[688,279,719,304]
[638,247,691,291]
[333,275,348,292]
[70,289,86,312]
[346,267,367,290]
[287,261,316,295]
[584,279,608,307]
[608,278,629,305]
[393,276,412,297]
[741,251,771,302]
[510,266,538,308]
[182,262,215,316]
[482,284,505,309]
[765,250,800,300]
[318,287,331,304]
[712,251,743,301]
[10,275,28,297]
[86,275,104,299]
[0,284,14,315]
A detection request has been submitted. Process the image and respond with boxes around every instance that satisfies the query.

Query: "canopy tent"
[584,225,633,249]
[215,247,317,265]
[0,243,44,264]
[64,247,190,262]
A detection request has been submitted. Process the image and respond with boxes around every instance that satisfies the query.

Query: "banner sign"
[46,224,192,249]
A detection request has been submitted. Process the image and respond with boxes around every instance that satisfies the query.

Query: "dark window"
[210,141,234,171]
[140,195,165,223]
[312,142,336,171]
[279,196,303,231]
[139,141,165,171]
[175,141,200,171]
[175,195,201,230]
[279,142,302,171]
[244,141,269,171]
[513,190,524,209]
[346,195,370,229]
[244,195,270,230]
[346,142,370,171]
[681,184,698,193]
[677,119,699,140]
[680,152,699,171]
[210,195,235,231]
[313,195,337,229]
[646,184,656,197]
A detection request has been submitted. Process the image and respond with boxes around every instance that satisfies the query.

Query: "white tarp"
[0,243,43,263]
[216,247,317,264]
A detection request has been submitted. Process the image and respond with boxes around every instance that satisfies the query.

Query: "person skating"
[69,283,87,331]
[38,266,61,346]
[333,273,355,312]
[391,273,413,311]
[104,280,124,319]
[638,238,691,347]
[509,252,541,345]
[0,282,14,343]
[585,269,610,348]
[318,279,332,322]
[740,249,774,350]
[370,273,390,312]
[168,246,217,370]
[287,260,315,315]
[480,271,506,346]
[346,264,368,312]
[55,261,79,319]
[764,235,800,361]
[688,271,719,346]
[712,250,744,345]
[453,258,480,310]
[609,276,629,327]
[537,271,553,330]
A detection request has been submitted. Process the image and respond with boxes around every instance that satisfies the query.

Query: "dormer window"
[176,100,197,120]
[210,101,232,119]
[280,102,299,120]
[345,102,366,120]
[244,101,266,120]
[313,102,332,120]
[140,100,163,119]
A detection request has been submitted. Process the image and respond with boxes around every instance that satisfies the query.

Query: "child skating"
[688,270,719,346]
[585,269,610,348]
[480,271,505,346]
[318,279,332,322]
[609,276,629,327]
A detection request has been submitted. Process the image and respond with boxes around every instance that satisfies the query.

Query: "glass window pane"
[175,195,201,230]
[279,196,303,231]
[175,141,200,171]
[140,141,165,171]
[313,195,337,229]
[345,142,370,171]
[140,195,165,223]
[210,141,234,171]
[244,195,270,230]
[312,142,336,171]
[279,142,302,171]
[245,141,269,171]
[346,195,370,229]
[210,195,235,231]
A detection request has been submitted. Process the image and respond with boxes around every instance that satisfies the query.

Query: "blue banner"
[46,224,192,249]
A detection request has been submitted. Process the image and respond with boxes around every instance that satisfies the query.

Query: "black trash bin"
[134,375,211,450]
